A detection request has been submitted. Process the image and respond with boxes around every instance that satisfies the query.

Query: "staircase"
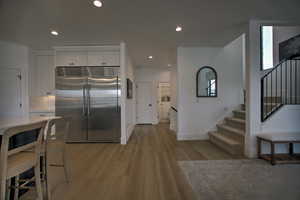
[209,105,245,155]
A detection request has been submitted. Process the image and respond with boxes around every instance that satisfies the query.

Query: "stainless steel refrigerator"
[55,66,121,143]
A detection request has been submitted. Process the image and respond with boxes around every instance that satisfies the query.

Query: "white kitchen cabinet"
[87,51,120,66]
[36,55,55,96]
[56,51,87,66]
[30,54,55,97]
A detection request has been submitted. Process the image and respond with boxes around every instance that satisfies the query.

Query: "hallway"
[23,124,243,200]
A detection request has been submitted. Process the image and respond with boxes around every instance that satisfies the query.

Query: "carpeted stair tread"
[209,132,241,145]
[233,110,245,115]
[225,117,245,124]
[217,124,245,136]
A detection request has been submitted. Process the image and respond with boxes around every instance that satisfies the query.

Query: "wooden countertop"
[0,115,61,135]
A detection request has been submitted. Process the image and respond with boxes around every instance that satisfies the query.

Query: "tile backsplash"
[30,96,55,112]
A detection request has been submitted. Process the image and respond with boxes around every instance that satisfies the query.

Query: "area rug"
[178,159,300,200]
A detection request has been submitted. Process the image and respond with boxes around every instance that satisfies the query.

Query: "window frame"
[260,25,274,71]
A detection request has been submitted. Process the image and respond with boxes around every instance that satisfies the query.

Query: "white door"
[0,68,22,117]
[158,83,171,123]
[136,82,153,124]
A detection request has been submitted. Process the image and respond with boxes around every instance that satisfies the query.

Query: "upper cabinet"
[29,51,55,97]
[29,46,121,98]
[87,51,120,66]
[54,46,120,67]
[55,51,88,66]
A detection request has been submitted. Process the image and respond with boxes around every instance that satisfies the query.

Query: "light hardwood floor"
[22,123,243,200]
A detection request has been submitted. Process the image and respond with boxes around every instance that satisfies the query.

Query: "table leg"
[270,142,275,165]
[289,143,294,155]
[257,138,262,158]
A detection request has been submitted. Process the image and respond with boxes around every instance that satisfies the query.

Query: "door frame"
[158,82,171,123]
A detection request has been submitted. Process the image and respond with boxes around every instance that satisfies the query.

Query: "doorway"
[136,81,154,124]
[158,82,171,123]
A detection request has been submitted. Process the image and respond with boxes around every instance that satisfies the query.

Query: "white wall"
[0,41,31,117]
[120,42,136,144]
[177,35,244,140]
[135,67,171,124]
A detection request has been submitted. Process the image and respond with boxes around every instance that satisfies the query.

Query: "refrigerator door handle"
[87,85,91,116]
[116,76,119,112]
[83,85,86,116]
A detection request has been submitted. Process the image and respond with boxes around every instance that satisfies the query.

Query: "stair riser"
[209,134,243,155]
[217,127,244,143]
[225,120,245,131]
[233,112,245,119]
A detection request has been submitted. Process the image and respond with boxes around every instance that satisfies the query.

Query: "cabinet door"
[87,51,104,66]
[102,52,120,66]
[56,51,87,66]
[36,55,55,96]
[87,51,120,66]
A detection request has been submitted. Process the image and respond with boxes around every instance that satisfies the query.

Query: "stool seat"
[7,152,36,179]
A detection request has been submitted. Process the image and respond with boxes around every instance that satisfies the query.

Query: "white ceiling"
[0,0,300,68]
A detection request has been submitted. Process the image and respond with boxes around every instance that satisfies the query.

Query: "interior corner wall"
[120,42,136,144]
[177,35,244,141]
[0,40,30,117]
[125,51,136,142]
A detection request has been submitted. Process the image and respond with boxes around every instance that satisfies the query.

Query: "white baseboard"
[177,132,209,141]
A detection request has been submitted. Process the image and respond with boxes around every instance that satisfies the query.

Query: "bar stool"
[0,121,47,200]
[43,118,70,200]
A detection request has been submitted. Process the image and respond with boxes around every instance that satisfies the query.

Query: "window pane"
[262,26,274,70]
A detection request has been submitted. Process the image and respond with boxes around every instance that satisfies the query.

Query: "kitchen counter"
[0,115,61,135]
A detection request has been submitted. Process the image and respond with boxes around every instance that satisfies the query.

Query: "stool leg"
[62,146,69,183]
[13,176,19,200]
[257,138,262,158]
[34,163,43,200]
[6,179,11,200]
[1,179,7,200]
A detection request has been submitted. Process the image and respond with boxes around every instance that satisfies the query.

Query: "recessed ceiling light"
[168,64,172,67]
[93,0,103,7]
[148,56,153,59]
[176,26,182,32]
[51,30,59,36]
